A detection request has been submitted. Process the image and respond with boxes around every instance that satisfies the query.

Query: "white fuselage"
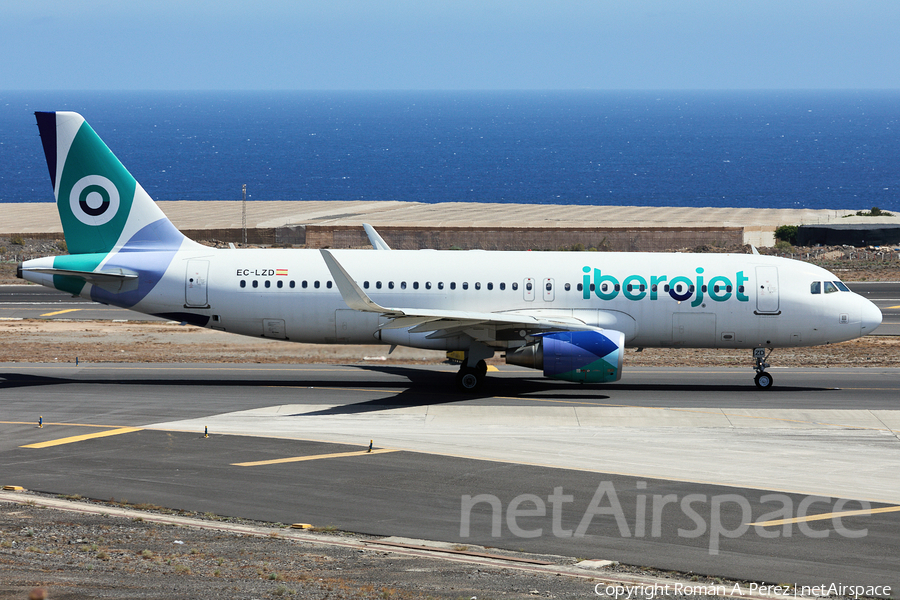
[30,247,878,353]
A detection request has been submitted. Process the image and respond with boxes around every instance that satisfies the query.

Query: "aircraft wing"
[320,250,598,340]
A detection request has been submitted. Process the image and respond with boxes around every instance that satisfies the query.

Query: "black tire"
[475,359,488,377]
[456,367,482,392]
[754,371,774,389]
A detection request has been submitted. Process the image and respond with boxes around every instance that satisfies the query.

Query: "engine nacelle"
[506,330,624,383]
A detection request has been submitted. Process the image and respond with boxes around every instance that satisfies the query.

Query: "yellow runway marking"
[886,305,900,309]
[21,427,141,448]
[233,448,399,467]
[749,505,900,527]
[39,308,82,317]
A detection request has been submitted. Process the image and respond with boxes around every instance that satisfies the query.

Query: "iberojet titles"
[582,267,750,307]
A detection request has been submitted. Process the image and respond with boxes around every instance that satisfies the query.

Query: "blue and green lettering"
[581,266,749,305]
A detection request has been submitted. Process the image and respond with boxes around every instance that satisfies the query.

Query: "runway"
[2,362,899,590]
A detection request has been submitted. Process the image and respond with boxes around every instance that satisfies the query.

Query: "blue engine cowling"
[506,330,624,383]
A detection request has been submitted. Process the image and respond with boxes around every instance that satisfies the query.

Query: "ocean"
[1,90,898,212]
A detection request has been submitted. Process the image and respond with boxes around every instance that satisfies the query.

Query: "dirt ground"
[2,495,809,600]
[0,318,898,368]
[0,498,595,600]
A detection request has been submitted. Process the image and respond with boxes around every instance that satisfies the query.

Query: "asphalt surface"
[0,284,166,321]
[1,362,899,591]
[847,281,900,335]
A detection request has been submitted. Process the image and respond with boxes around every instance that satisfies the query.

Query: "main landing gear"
[455,343,494,392]
[456,360,488,392]
[753,347,774,389]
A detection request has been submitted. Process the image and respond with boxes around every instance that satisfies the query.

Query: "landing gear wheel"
[475,359,488,377]
[456,366,483,392]
[752,348,774,390]
[754,371,774,389]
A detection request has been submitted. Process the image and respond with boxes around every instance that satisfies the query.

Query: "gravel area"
[0,318,897,368]
[1,494,758,600]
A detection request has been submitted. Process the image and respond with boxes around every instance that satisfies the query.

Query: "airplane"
[17,111,883,391]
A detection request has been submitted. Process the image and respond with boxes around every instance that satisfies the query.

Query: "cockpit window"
[824,281,839,294]
[810,281,821,294]
[834,281,850,292]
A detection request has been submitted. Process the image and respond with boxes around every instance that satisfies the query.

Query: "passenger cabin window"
[314,281,320,289]
[425,282,432,290]
[290,281,295,288]
[364,281,370,289]
[810,281,821,294]
[824,281,839,294]
[277,280,283,289]
[438,282,444,290]
[512,282,519,291]
[302,280,308,289]
[240,280,246,288]
[475,282,481,290]
[500,283,506,291]
[376,281,382,289]
[326,281,332,289]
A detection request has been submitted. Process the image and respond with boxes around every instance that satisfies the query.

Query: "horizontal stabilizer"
[20,266,138,284]
[20,265,139,293]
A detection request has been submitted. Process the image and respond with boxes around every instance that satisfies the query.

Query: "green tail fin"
[35,111,185,255]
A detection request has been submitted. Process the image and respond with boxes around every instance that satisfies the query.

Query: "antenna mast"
[241,184,247,245]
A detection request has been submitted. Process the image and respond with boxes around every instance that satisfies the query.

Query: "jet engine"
[505,330,624,383]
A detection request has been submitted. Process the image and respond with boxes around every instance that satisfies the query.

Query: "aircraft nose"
[860,298,882,335]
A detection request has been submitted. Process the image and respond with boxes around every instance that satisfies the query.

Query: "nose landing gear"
[753,347,774,389]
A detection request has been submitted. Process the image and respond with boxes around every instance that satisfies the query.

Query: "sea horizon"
[2,90,898,213]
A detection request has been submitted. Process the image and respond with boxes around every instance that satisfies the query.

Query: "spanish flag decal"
[276,269,288,276]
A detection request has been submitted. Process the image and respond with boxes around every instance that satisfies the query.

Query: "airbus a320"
[18,112,882,391]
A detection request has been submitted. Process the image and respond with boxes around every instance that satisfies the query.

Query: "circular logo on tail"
[69,175,120,226]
